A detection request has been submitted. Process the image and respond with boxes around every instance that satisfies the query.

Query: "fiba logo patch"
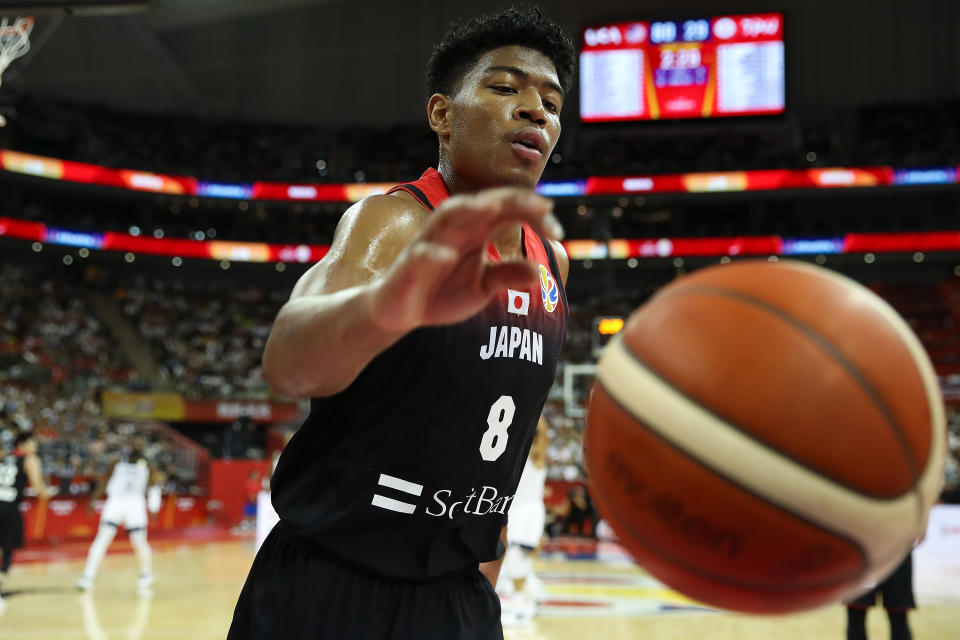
[539,264,559,313]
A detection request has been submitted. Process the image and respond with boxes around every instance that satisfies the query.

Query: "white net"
[0,16,33,88]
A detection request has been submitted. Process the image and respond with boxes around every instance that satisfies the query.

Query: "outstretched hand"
[369,188,563,333]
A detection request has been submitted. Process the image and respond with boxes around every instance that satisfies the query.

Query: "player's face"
[443,45,563,190]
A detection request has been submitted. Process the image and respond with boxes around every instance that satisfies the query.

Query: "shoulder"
[289,192,430,299]
[333,192,429,244]
[549,240,569,285]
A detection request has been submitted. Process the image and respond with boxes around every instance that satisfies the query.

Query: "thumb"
[373,241,460,332]
[481,260,539,296]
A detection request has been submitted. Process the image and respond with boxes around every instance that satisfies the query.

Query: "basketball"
[584,259,947,614]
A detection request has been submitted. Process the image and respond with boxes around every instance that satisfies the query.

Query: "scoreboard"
[580,13,785,122]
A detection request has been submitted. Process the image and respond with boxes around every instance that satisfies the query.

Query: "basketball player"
[845,552,916,640]
[228,7,573,639]
[0,431,51,609]
[76,445,162,591]
[496,415,549,626]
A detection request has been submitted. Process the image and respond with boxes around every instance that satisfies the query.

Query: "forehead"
[461,45,560,89]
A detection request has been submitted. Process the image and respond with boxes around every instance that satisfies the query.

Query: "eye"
[544,100,560,114]
[492,85,518,94]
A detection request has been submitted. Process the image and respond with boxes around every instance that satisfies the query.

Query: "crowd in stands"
[0,263,133,388]
[853,102,960,168]
[0,263,199,493]
[116,275,283,398]
[945,406,960,504]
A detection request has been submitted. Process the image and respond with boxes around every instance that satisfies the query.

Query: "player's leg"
[77,522,118,589]
[126,496,153,589]
[880,553,915,640]
[846,606,868,640]
[1,545,13,577]
[519,544,546,604]
[128,528,153,589]
[0,502,24,601]
[497,544,535,627]
[845,586,876,640]
[0,546,9,609]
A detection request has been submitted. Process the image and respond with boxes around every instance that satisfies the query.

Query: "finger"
[431,189,564,244]
[480,260,539,296]
[479,188,564,241]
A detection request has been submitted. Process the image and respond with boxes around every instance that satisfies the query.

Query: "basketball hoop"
[0,16,33,88]
[0,17,33,127]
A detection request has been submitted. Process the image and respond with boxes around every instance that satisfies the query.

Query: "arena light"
[597,317,625,336]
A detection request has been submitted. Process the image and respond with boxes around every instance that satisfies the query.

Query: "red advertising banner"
[182,398,303,424]
[100,390,303,424]
[21,495,207,543]
[2,148,957,202]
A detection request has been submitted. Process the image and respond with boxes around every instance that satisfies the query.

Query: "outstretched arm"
[263,188,563,398]
[24,453,50,500]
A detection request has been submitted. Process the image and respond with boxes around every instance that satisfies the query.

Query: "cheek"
[452,107,504,152]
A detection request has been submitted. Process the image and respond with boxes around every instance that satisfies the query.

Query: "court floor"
[1,539,958,639]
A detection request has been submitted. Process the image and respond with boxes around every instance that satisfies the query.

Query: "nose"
[515,89,547,127]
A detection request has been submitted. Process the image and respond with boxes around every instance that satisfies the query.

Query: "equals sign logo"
[371,473,423,514]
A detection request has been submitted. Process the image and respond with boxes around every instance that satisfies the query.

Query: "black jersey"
[0,454,27,506]
[272,168,568,581]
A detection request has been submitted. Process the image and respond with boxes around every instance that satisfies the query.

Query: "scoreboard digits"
[580,13,785,122]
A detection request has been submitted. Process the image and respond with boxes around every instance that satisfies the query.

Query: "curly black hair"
[426,5,576,98]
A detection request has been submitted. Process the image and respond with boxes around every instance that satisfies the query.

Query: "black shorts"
[848,553,915,611]
[0,504,24,549]
[227,521,503,640]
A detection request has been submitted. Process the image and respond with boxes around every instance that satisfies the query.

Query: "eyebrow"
[484,65,564,97]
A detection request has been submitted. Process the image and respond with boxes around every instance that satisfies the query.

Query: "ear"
[427,93,452,138]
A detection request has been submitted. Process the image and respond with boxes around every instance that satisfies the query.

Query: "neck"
[437,156,479,195]
[435,157,525,258]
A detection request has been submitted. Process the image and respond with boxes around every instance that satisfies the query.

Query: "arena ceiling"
[0,0,955,127]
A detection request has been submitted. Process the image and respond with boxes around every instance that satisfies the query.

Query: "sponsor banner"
[2,150,64,179]
[250,182,348,201]
[197,181,254,199]
[207,241,272,262]
[101,390,186,421]
[893,167,957,186]
[1,147,958,200]
[119,169,193,195]
[23,495,206,542]
[100,391,301,424]
[0,217,46,242]
[183,398,302,424]
[915,505,960,554]
[343,183,395,202]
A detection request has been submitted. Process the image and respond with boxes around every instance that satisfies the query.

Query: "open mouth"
[510,130,546,162]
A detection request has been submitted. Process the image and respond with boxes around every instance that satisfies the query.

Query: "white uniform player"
[497,416,549,626]
[77,451,160,591]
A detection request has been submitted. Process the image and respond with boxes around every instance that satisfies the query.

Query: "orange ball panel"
[664,262,932,474]
[620,290,916,498]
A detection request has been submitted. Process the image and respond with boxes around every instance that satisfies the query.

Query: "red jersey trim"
[386,168,450,211]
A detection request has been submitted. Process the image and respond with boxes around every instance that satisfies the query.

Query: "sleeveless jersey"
[0,455,27,505]
[272,167,568,581]
[106,459,150,498]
